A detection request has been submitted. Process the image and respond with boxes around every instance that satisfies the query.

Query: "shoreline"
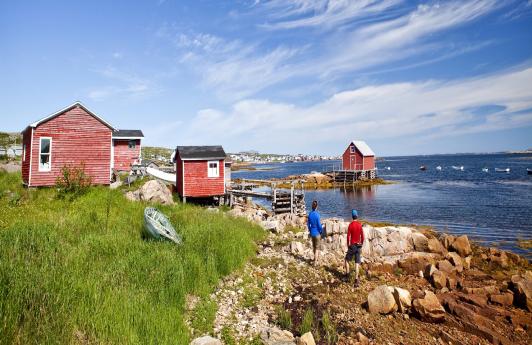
[212,200,532,344]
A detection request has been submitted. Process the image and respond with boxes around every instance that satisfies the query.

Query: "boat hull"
[143,207,182,245]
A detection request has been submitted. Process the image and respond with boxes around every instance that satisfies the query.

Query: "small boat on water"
[386,166,391,170]
[436,166,442,171]
[419,165,427,171]
[528,168,532,175]
[452,165,464,171]
[495,168,510,173]
[143,207,182,245]
[482,168,489,173]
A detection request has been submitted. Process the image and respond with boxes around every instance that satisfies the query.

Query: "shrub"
[55,163,92,197]
[321,310,338,345]
[276,306,292,330]
[299,307,315,335]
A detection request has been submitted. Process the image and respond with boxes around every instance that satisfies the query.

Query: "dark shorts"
[346,245,362,264]
[311,235,320,251]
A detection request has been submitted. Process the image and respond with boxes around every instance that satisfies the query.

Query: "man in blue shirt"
[307,200,323,266]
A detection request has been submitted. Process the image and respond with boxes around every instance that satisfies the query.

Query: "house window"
[207,161,219,178]
[128,140,136,149]
[350,145,356,153]
[22,144,26,162]
[39,137,51,171]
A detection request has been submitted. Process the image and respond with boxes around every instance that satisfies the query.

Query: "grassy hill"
[142,146,174,162]
[0,171,265,344]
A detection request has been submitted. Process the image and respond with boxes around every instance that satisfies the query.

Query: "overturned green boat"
[143,207,182,245]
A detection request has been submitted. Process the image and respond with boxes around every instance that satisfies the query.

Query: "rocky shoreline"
[234,172,390,189]
[190,201,531,345]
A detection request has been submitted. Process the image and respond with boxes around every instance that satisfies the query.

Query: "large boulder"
[512,277,532,311]
[489,293,514,307]
[411,232,429,252]
[437,260,455,275]
[190,336,222,345]
[431,270,447,289]
[392,287,412,313]
[397,253,436,275]
[367,285,397,314]
[126,179,174,205]
[446,252,464,272]
[427,238,447,255]
[442,234,456,250]
[412,290,446,322]
[450,235,472,257]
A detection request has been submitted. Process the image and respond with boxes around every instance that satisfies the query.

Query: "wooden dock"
[327,169,376,187]
[229,179,306,216]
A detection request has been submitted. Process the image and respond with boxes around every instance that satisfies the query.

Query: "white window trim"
[28,128,34,186]
[207,160,219,178]
[38,137,52,172]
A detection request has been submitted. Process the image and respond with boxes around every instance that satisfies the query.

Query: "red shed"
[175,146,226,201]
[342,140,375,171]
[21,102,143,187]
[112,130,144,171]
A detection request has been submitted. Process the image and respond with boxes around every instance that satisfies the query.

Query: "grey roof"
[176,146,226,160]
[113,129,144,138]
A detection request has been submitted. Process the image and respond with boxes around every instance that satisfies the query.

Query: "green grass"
[321,310,338,345]
[0,171,265,344]
[275,306,292,330]
[299,308,315,335]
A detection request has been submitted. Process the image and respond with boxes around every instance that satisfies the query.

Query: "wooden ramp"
[230,179,306,216]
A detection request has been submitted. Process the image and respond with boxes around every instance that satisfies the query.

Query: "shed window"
[128,140,136,149]
[350,145,356,153]
[22,144,26,162]
[39,137,51,171]
[207,161,219,178]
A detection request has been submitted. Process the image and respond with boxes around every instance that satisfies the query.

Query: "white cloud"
[88,67,156,101]
[259,0,404,30]
[164,1,502,101]
[168,32,304,100]
[315,0,499,76]
[178,66,532,154]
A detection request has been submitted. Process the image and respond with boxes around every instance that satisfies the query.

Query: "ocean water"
[233,153,532,258]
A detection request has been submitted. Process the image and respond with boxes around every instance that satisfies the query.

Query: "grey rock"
[261,327,296,345]
[412,290,446,323]
[190,335,222,345]
[367,285,397,314]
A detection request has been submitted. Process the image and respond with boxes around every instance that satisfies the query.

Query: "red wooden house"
[112,130,144,172]
[342,140,375,171]
[21,102,143,187]
[175,146,226,201]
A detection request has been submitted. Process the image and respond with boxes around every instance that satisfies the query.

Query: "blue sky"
[1,0,532,156]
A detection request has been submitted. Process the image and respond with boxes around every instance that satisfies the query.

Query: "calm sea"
[233,153,532,258]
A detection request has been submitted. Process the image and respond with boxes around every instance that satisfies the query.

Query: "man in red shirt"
[345,209,364,287]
